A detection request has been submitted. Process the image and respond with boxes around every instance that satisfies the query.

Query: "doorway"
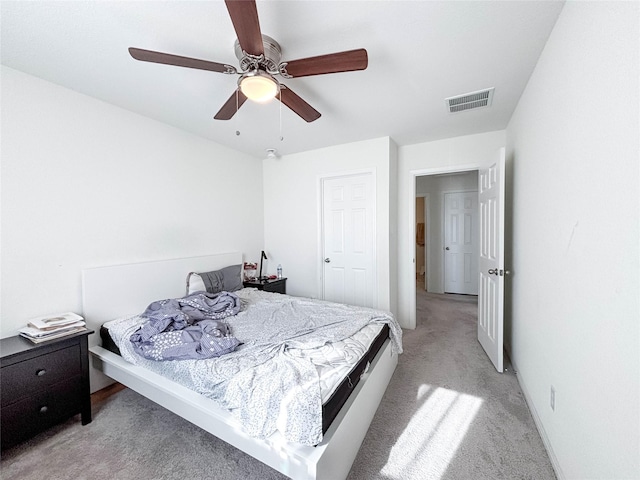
[415,171,479,295]
[409,148,506,372]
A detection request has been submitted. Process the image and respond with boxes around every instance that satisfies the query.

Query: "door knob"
[445,247,450,250]
[324,258,331,263]
[488,269,498,275]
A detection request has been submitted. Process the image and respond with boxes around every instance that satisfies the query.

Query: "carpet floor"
[1,290,556,480]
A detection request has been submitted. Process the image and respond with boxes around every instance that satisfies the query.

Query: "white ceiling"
[0,1,564,158]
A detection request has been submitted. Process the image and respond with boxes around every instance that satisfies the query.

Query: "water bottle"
[277,264,283,279]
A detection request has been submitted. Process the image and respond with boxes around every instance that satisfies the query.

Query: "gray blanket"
[130,292,241,361]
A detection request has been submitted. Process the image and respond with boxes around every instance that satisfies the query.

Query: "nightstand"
[0,329,93,450]
[243,277,287,294]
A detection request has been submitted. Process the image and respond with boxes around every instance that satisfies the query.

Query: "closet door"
[321,172,375,308]
[444,191,479,295]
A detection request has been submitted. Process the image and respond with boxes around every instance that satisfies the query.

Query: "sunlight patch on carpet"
[381,386,483,479]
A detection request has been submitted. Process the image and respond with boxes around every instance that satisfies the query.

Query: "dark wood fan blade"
[214,90,248,120]
[278,87,321,123]
[225,0,264,56]
[282,49,368,78]
[129,48,234,73]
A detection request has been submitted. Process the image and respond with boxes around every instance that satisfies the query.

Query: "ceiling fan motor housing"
[234,34,282,73]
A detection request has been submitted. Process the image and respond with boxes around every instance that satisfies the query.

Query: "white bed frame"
[83,252,398,480]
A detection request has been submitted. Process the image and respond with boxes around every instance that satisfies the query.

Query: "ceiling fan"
[128,0,368,123]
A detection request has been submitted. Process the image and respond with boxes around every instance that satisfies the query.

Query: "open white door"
[478,148,506,372]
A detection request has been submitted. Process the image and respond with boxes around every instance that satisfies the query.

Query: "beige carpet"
[1,290,556,480]
[349,289,556,479]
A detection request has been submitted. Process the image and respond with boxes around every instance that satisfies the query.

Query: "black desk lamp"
[258,250,268,280]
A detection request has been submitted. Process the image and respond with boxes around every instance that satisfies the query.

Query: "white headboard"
[82,251,242,391]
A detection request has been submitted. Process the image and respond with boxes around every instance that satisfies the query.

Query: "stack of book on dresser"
[19,312,87,343]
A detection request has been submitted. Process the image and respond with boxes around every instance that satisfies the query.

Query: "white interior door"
[444,191,479,295]
[322,173,375,308]
[478,148,506,372]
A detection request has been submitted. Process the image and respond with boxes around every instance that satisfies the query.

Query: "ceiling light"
[265,148,277,159]
[239,71,279,103]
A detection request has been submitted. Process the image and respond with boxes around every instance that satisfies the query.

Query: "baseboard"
[91,381,126,405]
[511,358,566,480]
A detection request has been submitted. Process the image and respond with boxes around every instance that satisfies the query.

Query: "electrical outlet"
[550,386,556,411]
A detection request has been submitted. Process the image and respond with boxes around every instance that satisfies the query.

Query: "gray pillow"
[195,264,243,294]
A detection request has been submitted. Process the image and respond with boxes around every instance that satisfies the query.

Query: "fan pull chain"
[235,88,240,136]
[279,90,284,141]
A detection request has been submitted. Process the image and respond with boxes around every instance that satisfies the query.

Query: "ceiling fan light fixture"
[239,71,279,103]
[265,148,277,159]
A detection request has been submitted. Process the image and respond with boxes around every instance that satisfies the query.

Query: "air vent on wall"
[445,88,495,113]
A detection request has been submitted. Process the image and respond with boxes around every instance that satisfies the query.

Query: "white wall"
[1,66,264,337]
[416,171,478,293]
[397,130,506,328]
[262,136,397,314]
[506,2,639,478]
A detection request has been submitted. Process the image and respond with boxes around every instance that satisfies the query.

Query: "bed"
[83,252,400,480]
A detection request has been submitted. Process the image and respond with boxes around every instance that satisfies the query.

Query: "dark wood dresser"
[0,330,93,450]
[243,277,287,294]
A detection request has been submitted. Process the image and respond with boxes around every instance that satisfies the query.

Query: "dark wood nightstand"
[0,329,93,450]
[243,277,287,294]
